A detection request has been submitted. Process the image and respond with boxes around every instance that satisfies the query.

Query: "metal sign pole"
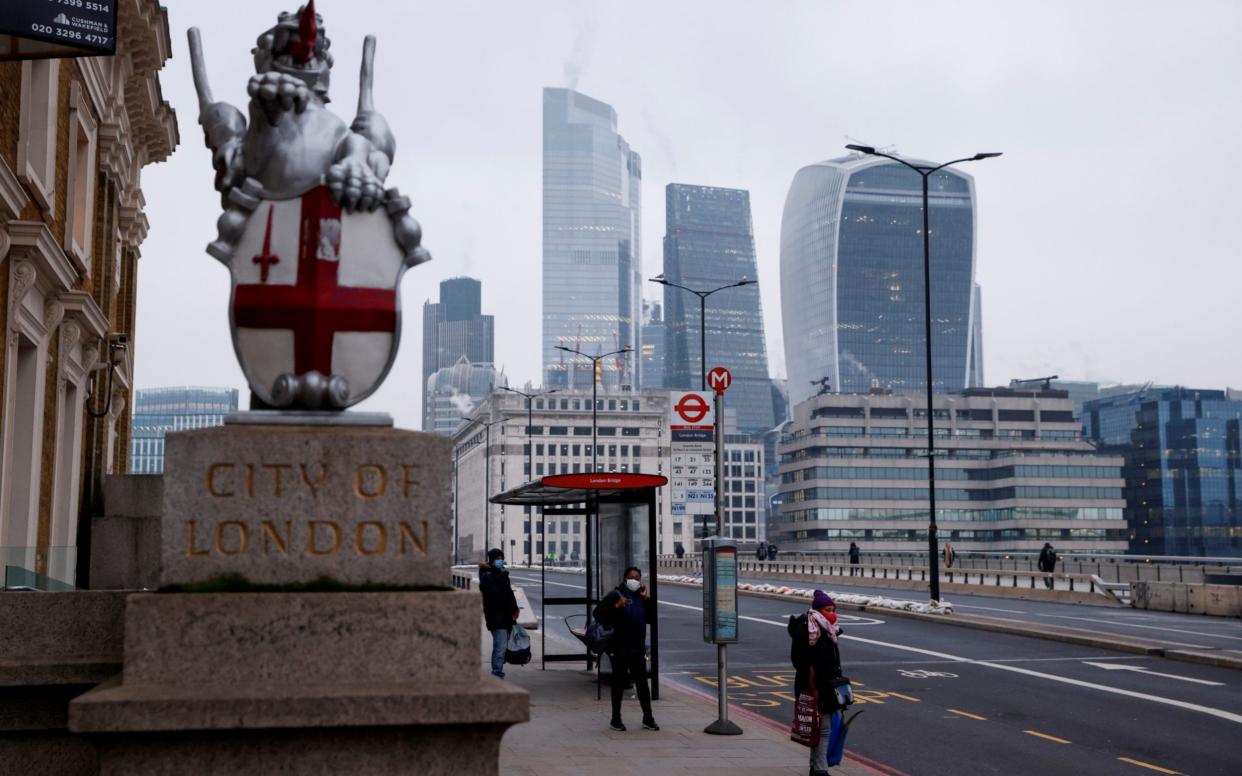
[704,382,741,735]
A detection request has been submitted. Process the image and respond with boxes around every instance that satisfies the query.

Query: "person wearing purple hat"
[789,590,844,775]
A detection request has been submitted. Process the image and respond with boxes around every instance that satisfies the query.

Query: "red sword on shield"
[252,206,279,283]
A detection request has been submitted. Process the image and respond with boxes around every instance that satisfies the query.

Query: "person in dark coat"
[1038,543,1058,589]
[592,566,658,732]
[789,590,844,776]
[674,542,685,559]
[479,548,519,679]
[848,542,861,576]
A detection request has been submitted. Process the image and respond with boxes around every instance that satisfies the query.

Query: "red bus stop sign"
[708,367,732,394]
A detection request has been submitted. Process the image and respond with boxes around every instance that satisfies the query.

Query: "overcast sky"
[136,0,1242,428]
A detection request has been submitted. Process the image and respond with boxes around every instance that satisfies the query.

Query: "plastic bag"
[505,623,532,665]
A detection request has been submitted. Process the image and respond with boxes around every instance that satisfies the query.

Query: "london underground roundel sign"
[675,393,711,423]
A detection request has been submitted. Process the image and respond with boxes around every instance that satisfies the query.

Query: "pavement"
[511,570,1242,776]
[485,622,872,775]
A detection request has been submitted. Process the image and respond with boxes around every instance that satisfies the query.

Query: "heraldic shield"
[229,186,407,409]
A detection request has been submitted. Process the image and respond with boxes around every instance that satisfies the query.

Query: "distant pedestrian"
[479,548,519,679]
[788,590,845,776]
[848,542,861,576]
[757,543,768,561]
[593,566,658,732]
[674,542,685,560]
[1038,542,1057,589]
[768,543,779,560]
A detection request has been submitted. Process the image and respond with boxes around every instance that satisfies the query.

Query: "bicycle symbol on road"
[897,669,959,679]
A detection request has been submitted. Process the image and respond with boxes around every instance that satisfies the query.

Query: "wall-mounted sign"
[1,0,118,60]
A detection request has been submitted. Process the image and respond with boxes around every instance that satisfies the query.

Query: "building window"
[64,84,97,269]
[17,59,60,211]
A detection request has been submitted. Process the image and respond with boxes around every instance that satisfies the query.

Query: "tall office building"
[422,277,494,431]
[1083,387,1242,556]
[663,184,774,434]
[425,356,500,436]
[130,387,239,474]
[640,300,666,390]
[780,154,983,408]
[542,88,642,390]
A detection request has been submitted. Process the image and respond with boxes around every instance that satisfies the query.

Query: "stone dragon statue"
[186,2,430,411]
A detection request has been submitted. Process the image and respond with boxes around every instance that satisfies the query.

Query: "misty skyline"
[135,1,1241,428]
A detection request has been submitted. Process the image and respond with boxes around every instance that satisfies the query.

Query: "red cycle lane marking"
[667,678,908,776]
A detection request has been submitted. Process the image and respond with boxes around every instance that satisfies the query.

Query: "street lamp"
[554,345,632,474]
[844,143,1001,603]
[648,275,756,390]
[500,385,559,565]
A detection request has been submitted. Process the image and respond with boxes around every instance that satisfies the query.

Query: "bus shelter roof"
[489,473,668,506]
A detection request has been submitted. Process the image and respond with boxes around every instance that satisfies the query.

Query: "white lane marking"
[509,575,582,590]
[658,597,1242,726]
[662,599,791,629]
[1083,662,1226,686]
[948,603,1029,614]
[898,669,959,679]
[1037,614,1242,642]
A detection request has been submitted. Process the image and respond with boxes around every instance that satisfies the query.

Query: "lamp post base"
[704,719,744,735]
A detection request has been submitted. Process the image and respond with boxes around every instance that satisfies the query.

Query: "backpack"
[584,618,614,654]
[505,623,532,666]
[788,614,810,671]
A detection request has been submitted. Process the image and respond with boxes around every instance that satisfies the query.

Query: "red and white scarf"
[808,610,839,646]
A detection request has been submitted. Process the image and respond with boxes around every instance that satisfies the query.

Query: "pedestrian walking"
[768,543,779,560]
[1038,542,1058,589]
[789,591,845,776]
[674,542,685,560]
[757,543,768,561]
[592,566,658,732]
[479,548,519,679]
[848,542,860,576]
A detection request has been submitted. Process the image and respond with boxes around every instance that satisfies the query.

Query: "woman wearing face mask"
[592,566,658,732]
[479,548,519,680]
[788,590,844,776]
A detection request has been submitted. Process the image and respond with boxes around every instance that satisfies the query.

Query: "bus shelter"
[489,472,667,698]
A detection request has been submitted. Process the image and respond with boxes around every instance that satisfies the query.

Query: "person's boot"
[642,716,660,731]
[610,718,626,731]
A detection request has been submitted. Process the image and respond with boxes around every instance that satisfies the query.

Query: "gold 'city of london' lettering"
[204,463,421,499]
[184,519,428,557]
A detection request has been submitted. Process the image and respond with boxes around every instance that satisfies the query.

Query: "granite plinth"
[159,424,451,588]
[85,722,511,776]
[0,591,125,775]
[121,591,481,686]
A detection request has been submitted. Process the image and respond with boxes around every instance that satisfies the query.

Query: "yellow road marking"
[947,708,986,721]
[1023,730,1071,744]
[1117,757,1183,775]
[887,692,920,702]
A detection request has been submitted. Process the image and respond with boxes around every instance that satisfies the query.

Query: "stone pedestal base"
[69,590,528,775]
[0,591,126,775]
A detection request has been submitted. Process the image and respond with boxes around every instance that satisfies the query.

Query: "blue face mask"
[493,560,506,570]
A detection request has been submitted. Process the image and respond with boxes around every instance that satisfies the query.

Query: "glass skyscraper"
[640,300,666,390]
[1083,387,1242,556]
[542,88,642,390]
[663,184,774,434]
[780,155,983,408]
[422,277,494,432]
[130,387,239,474]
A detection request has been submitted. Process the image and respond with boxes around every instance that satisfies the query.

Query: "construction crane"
[1011,375,1059,390]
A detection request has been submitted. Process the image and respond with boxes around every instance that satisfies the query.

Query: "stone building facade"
[0,0,177,586]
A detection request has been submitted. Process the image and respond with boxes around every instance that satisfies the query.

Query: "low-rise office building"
[772,388,1128,553]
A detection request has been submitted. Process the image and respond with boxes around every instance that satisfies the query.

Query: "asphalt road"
[511,570,1242,776]
[715,571,1242,656]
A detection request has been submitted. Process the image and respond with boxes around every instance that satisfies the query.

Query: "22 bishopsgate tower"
[663,184,775,434]
[542,88,642,389]
[780,154,984,408]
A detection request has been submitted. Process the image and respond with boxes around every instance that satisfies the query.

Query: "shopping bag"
[827,709,864,767]
[789,685,820,747]
[505,623,532,665]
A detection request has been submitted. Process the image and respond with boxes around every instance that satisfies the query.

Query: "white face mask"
[625,578,641,592]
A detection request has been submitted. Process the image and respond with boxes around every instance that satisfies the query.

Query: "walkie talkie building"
[780,154,983,408]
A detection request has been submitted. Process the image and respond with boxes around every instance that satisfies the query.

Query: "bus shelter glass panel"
[597,502,651,593]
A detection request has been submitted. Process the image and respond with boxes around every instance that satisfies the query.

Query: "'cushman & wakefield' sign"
[160,425,452,589]
[0,0,117,60]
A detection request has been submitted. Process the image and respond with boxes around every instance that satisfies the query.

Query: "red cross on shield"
[228,186,405,406]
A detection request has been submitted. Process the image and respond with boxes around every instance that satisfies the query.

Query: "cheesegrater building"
[780,154,984,408]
